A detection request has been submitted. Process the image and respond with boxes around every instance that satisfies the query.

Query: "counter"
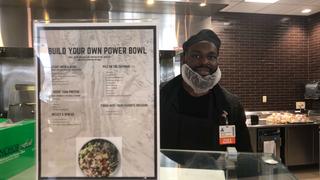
[247,121,319,166]
[247,120,320,128]
[10,150,297,180]
[0,119,35,179]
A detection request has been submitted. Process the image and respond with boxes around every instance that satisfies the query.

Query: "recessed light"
[245,0,279,3]
[146,0,154,5]
[301,9,311,14]
[200,2,206,7]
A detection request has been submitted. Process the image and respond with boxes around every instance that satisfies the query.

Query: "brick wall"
[308,13,320,110]
[211,13,310,111]
[309,13,320,81]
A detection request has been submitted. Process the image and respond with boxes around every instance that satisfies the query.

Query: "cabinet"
[248,124,319,166]
[284,124,319,166]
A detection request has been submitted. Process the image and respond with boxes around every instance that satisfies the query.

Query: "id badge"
[219,125,236,145]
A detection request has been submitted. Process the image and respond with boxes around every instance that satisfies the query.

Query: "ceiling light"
[301,9,311,14]
[146,0,154,5]
[200,2,206,7]
[43,9,50,23]
[245,0,279,3]
[280,17,290,23]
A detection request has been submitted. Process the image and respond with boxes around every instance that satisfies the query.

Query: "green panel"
[0,120,35,179]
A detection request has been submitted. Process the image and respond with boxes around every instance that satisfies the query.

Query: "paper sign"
[35,22,158,179]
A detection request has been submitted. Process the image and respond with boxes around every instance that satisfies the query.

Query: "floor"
[289,165,320,180]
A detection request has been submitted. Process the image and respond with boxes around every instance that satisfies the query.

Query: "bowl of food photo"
[78,138,120,177]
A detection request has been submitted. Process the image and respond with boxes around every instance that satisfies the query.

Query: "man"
[160,29,252,152]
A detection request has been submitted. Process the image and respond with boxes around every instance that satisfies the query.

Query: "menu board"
[34,22,158,179]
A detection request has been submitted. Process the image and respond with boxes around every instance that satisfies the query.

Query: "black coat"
[160,75,252,152]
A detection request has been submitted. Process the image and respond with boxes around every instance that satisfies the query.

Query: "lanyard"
[208,90,229,125]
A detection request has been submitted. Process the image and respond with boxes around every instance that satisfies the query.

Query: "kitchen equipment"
[0,111,7,118]
[6,84,35,122]
[15,84,35,104]
[308,110,320,116]
[304,81,320,99]
[7,103,35,123]
[250,115,259,125]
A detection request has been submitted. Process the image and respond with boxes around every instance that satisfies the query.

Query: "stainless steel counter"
[247,120,320,128]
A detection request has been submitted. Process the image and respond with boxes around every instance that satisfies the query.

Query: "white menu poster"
[34,22,158,179]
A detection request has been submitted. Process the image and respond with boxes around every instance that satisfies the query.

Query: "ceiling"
[156,0,320,16]
[219,0,320,16]
[0,0,319,16]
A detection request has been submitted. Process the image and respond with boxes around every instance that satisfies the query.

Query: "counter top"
[10,150,297,180]
[247,120,319,128]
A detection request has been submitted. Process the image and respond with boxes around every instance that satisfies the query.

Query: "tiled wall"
[211,13,313,111]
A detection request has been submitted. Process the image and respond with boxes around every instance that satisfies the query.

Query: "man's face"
[183,41,219,76]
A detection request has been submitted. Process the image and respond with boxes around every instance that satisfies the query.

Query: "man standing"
[160,29,252,152]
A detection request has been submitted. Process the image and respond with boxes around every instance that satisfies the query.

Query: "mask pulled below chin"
[181,64,221,94]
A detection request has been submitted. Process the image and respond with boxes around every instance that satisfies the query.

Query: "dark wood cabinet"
[248,124,319,166]
[284,124,319,166]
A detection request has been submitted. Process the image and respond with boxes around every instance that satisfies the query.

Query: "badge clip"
[221,110,229,125]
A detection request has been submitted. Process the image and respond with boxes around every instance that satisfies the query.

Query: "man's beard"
[181,64,221,94]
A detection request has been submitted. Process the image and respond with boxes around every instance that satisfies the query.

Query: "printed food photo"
[78,138,120,177]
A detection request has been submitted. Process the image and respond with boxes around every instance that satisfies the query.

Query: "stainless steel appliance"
[305,81,320,99]
[7,84,35,122]
[7,103,35,123]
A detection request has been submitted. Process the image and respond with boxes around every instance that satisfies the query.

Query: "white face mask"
[181,64,221,94]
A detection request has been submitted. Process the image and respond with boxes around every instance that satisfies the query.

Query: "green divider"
[0,120,35,179]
